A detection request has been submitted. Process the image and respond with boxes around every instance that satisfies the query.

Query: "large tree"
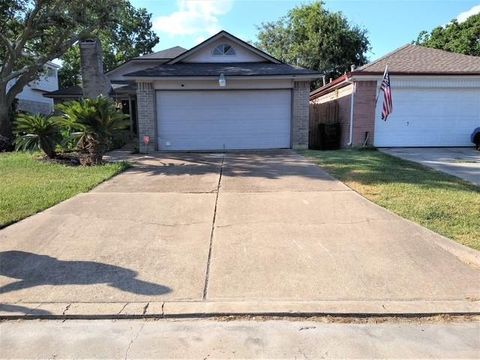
[256,1,370,84]
[59,3,159,88]
[415,14,480,56]
[0,0,129,149]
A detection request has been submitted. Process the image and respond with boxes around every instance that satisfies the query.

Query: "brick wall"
[79,40,111,99]
[292,81,310,149]
[352,81,376,146]
[137,81,156,153]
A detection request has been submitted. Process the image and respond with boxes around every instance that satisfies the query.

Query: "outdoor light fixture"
[219,73,226,87]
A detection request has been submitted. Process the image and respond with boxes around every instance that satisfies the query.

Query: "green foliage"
[59,2,159,88]
[55,96,129,165]
[14,114,62,158]
[256,1,370,82]
[415,14,480,56]
[0,0,125,141]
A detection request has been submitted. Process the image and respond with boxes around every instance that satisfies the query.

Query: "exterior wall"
[311,84,353,147]
[10,64,59,115]
[136,81,156,153]
[80,40,111,98]
[153,79,293,90]
[292,81,310,149]
[352,81,376,146]
[182,38,265,63]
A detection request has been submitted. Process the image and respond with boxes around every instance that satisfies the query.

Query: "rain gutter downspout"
[346,76,356,147]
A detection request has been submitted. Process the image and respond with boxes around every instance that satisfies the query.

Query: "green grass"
[302,149,480,251]
[0,152,129,229]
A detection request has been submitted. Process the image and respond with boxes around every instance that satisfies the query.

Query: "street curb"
[1,300,479,320]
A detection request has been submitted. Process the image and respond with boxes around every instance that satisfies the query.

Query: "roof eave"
[125,74,320,81]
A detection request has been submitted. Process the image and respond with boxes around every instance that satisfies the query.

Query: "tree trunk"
[0,95,13,151]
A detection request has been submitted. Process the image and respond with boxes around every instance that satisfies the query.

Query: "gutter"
[346,76,356,147]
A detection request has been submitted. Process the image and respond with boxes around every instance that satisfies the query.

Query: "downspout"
[346,78,356,147]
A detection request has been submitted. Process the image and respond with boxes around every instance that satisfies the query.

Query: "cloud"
[456,4,480,23]
[153,0,233,36]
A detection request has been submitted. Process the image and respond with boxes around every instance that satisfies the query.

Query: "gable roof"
[355,44,480,74]
[167,30,282,64]
[124,62,320,78]
[133,46,187,60]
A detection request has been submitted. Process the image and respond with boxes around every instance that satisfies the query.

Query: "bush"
[14,114,62,158]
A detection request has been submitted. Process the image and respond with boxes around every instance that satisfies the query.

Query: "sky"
[130,0,480,62]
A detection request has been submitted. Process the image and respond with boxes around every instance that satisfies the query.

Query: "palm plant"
[14,114,62,158]
[56,96,129,165]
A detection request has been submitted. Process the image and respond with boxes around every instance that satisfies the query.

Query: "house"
[46,45,188,135]
[48,31,319,152]
[310,45,480,147]
[11,62,59,114]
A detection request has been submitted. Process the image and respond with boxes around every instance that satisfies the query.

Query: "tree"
[415,14,480,56]
[0,0,122,149]
[256,1,370,84]
[59,3,159,88]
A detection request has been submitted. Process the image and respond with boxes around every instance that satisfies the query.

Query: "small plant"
[14,114,62,158]
[56,96,129,165]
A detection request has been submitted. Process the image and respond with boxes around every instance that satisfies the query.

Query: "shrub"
[14,114,62,158]
[56,96,129,165]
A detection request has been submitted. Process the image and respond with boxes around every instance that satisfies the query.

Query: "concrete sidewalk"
[380,147,480,186]
[1,318,479,359]
[0,151,479,317]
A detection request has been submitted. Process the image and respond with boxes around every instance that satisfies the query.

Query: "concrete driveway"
[380,148,480,186]
[0,151,479,317]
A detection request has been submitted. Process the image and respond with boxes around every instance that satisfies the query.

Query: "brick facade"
[292,81,310,149]
[137,81,156,153]
[352,81,376,146]
[79,40,111,99]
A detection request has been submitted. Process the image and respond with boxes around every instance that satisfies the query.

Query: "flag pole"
[375,64,388,104]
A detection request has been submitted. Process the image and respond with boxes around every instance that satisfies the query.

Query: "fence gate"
[309,101,339,149]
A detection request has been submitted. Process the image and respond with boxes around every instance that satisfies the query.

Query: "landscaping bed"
[303,149,480,251]
[0,152,128,228]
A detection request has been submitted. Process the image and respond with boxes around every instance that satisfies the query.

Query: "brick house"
[49,31,320,152]
[310,45,480,148]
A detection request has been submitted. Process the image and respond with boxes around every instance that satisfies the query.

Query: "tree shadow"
[0,251,171,296]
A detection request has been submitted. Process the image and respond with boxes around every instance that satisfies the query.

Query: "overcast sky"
[131,0,480,61]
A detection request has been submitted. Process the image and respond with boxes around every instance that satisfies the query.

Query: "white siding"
[157,90,291,150]
[374,87,480,147]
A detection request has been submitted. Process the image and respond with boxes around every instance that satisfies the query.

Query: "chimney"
[79,39,111,98]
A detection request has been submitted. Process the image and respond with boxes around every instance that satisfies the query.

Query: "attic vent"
[213,44,236,56]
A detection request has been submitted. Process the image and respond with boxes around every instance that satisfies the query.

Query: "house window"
[212,44,236,56]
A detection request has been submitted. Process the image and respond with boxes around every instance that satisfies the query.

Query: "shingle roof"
[134,46,187,60]
[124,62,320,78]
[356,44,480,74]
[45,85,83,97]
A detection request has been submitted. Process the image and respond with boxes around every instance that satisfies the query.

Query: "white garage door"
[156,90,291,151]
[374,88,480,147]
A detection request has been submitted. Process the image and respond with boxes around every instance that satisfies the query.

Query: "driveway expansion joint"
[202,153,225,300]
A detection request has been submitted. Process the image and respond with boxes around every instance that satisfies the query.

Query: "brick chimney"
[79,39,111,98]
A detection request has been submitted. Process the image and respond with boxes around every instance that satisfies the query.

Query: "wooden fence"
[309,101,339,149]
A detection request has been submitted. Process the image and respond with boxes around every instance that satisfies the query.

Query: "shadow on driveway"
[0,251,171,296]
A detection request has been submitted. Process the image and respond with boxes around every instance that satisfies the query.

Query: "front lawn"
[303,149,480,251]
[0,152,128,228]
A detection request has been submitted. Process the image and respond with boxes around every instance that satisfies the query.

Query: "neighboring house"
[310,45,480,148]
[10,62,59,115]
[49,31,320,152]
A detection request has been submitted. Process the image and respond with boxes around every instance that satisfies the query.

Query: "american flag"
[380,67,393,121]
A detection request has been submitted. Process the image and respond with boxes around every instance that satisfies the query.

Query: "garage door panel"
[157,90,291,151]
[374,88,480,147]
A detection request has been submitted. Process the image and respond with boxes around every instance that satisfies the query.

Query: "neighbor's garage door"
[156,90,291,151]
[374,87,480,147]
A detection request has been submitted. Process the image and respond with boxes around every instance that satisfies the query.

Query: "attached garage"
[374,87,480,147]
[156,90,291,151]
